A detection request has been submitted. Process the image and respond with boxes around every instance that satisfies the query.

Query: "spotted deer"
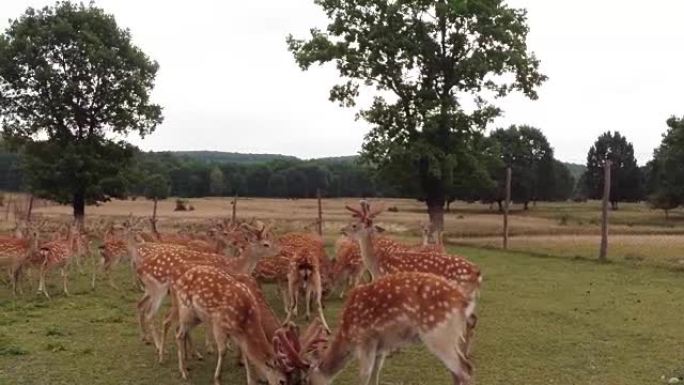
[0,223,41,295]
[307,272,473,385]
[129,221,278,351]
[343,201,482,352]
[92,222,129,289]
[330,237,365,298]
[33,223,80,298]
[172,265,291,385]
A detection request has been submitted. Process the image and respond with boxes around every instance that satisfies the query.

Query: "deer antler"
[273,324,310,372]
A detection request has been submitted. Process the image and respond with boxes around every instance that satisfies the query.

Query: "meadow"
[1,197,683,384]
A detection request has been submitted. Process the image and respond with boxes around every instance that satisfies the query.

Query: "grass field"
[1,197,684,384]
[1,246,683,385]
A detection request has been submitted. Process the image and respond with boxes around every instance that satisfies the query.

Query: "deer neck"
[125,232,143,268]
[235,246,261,275]
[315,332,352,382]
[357,231,380,280]
[422,232,429,246]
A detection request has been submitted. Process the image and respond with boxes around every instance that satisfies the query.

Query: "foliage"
[287,0,546,228]
[0,1,162,218]
[143,174,170,201]
[647,116,684,214]
[582,131,643,209]
[208,167,225,196]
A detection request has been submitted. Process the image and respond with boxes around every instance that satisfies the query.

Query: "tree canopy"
[647,116,684,216]
[0,1,162,219]
[582,131,643,209]
[287,0,546,229]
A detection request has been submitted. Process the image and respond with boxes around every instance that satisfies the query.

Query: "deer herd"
[0,200,483,385]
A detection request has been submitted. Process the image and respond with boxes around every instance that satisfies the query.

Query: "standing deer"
[34,223,80,298]
[343,201,482,353]
[307,272,473,385]
[0,222,41,295]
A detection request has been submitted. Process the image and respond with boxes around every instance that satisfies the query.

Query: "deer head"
[341,200,386,241]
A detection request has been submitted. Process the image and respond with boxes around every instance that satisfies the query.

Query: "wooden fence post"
[599,159,612,262]
[316,188,323,236]
[26,194,34,222]
[231,193,237,224]
[503,166,512,250]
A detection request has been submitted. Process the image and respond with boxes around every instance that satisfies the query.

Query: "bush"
[174,199,188,211]
[387,206,399,212]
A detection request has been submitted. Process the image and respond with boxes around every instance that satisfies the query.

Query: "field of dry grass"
[22,196,684,269]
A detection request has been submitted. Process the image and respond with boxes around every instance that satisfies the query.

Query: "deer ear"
[374,225,386,233]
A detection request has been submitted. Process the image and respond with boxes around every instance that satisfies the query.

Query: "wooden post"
[503,166,512,250]
[151,198,158,234]
[5,194,12,220]
[599,159,612,262]
[26,194,34,222]
[316,188,323,236]
[231,193,237,224]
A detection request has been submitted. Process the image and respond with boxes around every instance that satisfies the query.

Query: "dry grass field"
[1,196,684,385]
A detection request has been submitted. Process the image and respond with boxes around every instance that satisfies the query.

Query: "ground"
[1,197,683,384]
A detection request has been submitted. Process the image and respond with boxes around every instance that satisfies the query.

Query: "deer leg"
[279,283,289,314]
[370,352,387,385]
[204,324,215,355]
[160,306,177,363]
[61,267,69,296]
[313,273,331,332]
[356,343,378,385]
[421,318,472,385]
[212,326,227,385]
[38,263,50,299]
[137,294,152,343]
[90,254,100,290]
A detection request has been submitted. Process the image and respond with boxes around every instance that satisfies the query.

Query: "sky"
[1,0,683,165]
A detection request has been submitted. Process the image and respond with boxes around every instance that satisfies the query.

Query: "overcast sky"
[2,0,683,164]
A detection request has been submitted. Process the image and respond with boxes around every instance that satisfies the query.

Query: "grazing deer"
[307,272,473,385]
[34,223,80,298]
[172,265,294,385]
[343,201,482,353]
[130,221,277,351]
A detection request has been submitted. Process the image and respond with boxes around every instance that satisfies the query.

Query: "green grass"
[1,247,683,385]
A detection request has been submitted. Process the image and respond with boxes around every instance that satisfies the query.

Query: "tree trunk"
[524,201,529,210]
[497,200,503,212]
[599,160,611,262]
[427,201,445,233]
[446,200,451,213]
[73,190,85,224]
[26,195,34,222]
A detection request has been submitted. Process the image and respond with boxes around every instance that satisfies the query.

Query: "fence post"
[231,193,237,225]
[316,188,323,236]
[26,194,34,222]
[599,159,612,262]
[503,166,512,249]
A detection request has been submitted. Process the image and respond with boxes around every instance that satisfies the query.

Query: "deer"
[172,264,305,385]
[92,221,130,289]
[306,272,474,385]
[284,251,331,332]
[129,221,278,352]
[343,201,482,353]
[0,221,42,295]
[330,236,365,299]
[33,222,80,298]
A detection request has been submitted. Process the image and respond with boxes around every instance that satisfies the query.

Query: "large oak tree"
[0,1,162,221]
[287,0,545,229]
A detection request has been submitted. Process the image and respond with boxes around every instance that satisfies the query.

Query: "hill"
[169,151,298,164]
[562,162,586,181]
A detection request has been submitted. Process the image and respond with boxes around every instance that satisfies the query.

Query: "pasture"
[1,197,684,384]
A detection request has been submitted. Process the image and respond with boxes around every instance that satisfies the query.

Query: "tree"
[267,172,288,197]
[144,173,170,233]
[648,116,684,216]
[489,125,554,210]
[287,0,545,230]
[0,2,162,221]
[583,132,642,210]
[209,166,225,196]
